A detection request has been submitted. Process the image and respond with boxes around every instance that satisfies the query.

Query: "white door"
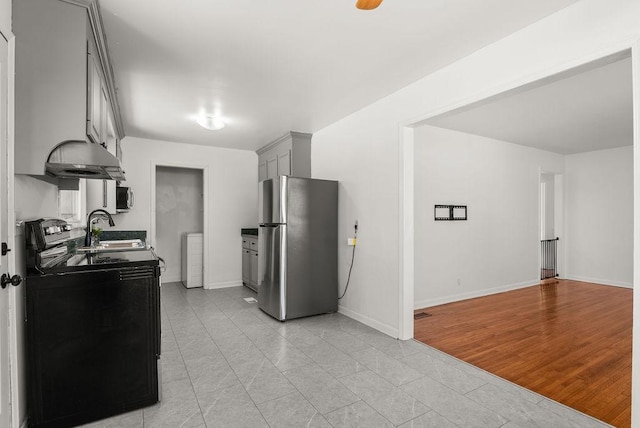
[0,34,11,428]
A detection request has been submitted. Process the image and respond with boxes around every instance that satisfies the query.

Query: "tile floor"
[84,282,611,428]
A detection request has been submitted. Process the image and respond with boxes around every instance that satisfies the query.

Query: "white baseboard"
[205,280,243,290]
[161,273,181,283]
[414,279,539,310]
[338,305,399,338]
[565,275,633,289]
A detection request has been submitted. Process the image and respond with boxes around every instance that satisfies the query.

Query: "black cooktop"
[37,249,159,275]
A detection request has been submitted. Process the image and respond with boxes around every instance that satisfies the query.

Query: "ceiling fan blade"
[356,0,383,10]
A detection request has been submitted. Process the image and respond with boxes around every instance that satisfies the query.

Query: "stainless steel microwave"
[116,186,134,212]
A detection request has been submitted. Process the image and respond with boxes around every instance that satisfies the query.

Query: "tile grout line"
[162,284,216,426]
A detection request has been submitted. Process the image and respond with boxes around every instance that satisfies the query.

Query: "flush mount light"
[196,114,225,131]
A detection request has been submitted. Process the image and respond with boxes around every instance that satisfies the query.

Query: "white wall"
[413,126,564,308]
[117,136,257,288]
[156,166,203,282]
[312,0,640,338]
[13,175,58,428]
[540,172,555,240]
[0,0,10,39]
[14,175,58,221]
[565,146,633,287]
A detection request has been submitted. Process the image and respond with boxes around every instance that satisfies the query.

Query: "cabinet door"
[250,250,259,285]
[277,151,291,176]
[104,105,118,156]
[258,161,267,181]
[86,51,102,144]
[86,178,116,215]
[99,86,108,146]
[266,157,278,179]
[242,249,251,284]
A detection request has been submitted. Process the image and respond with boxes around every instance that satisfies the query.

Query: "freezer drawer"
[258,224,286,320]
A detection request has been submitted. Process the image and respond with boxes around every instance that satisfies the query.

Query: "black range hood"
[45,140,125,181]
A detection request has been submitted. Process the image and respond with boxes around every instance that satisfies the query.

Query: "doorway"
[155,166,204,285]
[400,50,638,422]
[401,48,636,334]
[540,172,562,282]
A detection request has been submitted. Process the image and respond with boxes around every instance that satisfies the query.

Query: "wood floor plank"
[414,280,631,427]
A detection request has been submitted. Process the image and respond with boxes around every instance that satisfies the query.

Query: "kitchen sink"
[76,239,146,254]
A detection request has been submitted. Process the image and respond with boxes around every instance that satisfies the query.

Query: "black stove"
[24,218,161,427]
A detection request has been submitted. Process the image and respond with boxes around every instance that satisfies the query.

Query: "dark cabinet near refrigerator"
[26,263,161,428]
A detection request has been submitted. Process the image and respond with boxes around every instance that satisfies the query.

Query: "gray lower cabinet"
[242,249,251,285]
[250,251,259,285]
[242,235,259,291]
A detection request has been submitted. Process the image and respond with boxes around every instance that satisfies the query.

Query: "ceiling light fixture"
[196,114,225,131]
[356,0,383,10]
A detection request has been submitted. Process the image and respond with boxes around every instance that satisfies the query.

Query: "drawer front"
[242,238,251,250]
[242,236,258,251]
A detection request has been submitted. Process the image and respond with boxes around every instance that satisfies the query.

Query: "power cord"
[338,221,357,300]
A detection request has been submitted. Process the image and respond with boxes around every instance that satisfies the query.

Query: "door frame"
[538,170,564,280]
[398,38,640,424]
[5,34,22,428]
[150,162,209,287]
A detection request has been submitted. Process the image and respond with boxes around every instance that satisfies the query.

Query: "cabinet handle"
[102,180,107,208]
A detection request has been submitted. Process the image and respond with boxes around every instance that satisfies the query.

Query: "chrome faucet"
[85,209,115,247]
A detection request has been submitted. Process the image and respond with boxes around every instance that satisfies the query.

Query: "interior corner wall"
[116,136,258,288]
[312,0,640,338]
[15,175,59,221]
[155,166,203,283]
[413,126,564,308]
[564,146,633,287]
[541,172,555,239]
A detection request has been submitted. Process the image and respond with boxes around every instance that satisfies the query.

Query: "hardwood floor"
[414,280,632,427]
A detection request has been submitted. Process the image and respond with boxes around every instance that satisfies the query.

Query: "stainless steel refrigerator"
[258,176,338,321]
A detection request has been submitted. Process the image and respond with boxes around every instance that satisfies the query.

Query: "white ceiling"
[99,0,579,151]
[424,55,633,155]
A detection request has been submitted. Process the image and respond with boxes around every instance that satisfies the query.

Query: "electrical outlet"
[348,238,357,246]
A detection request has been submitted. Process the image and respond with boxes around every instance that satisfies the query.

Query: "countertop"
[35,249,159,275]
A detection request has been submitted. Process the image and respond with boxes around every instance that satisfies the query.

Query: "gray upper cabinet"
[258,162,267,182]
[87,42,104,146]
[86,76,119,213]
[256,132,311,182]
[13,0,124,183]
[266,158,278,180]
